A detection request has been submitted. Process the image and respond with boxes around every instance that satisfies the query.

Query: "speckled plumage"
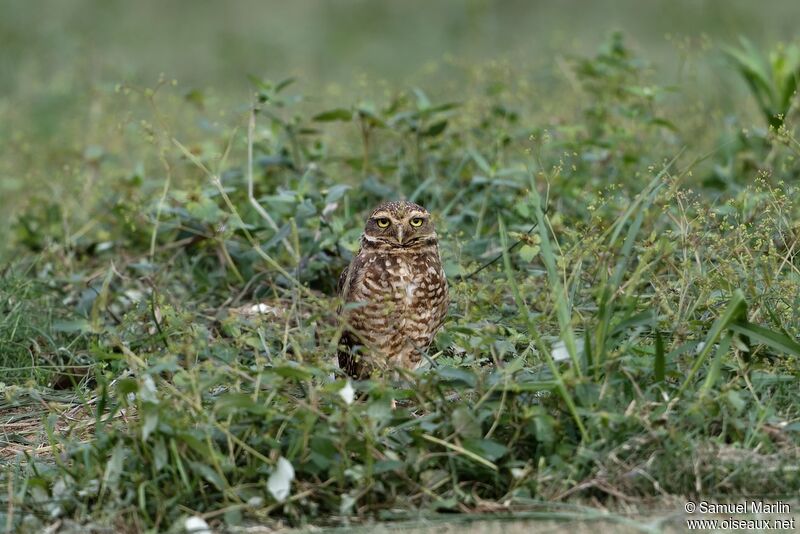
[338,201,449,378]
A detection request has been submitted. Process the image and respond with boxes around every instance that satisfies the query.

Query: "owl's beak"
[396,227,404,245]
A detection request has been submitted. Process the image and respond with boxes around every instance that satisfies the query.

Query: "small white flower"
[322,202,338,217]
[340,493,357,515]
[139,375,158,403]
[246,496,264,507]
[51,479,67,498]
[511,467,527,479]
[123,289,144,302]
[339,380,355,405]
[551,340,570,362]
[249,303,277,315]
[184,516,212,534]
[267,457,295,501]
[550,338,585,363]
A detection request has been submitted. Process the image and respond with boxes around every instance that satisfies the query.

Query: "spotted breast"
[337,200,449,378]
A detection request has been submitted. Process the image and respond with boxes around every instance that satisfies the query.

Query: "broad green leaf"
[462,438,508,462]
[51,319,92,333]
[188,461,226,491]
[434,366,477,388]
[518,244,539,262]
[372,460,404,474]
[142,407,158,441]
[452,407,481,439]
[214,393,268,416]
[325,184,351,204]
[728,321,800,357]
[422,120,448,137]
[313,108,353,122]
[102,444,126,491]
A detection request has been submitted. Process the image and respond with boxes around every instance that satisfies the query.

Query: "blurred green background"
[3,0,800,92]
[1,0,799,253]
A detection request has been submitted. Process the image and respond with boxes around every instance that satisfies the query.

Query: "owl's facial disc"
[366,211,396,242]
[397,210,434,246]
[365,203,435,248]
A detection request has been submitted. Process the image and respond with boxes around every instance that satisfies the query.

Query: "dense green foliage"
[1,9,800,532]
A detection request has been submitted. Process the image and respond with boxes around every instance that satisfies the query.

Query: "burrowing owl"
[338,200,449,378]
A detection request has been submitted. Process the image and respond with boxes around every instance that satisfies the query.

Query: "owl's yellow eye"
[376,218,391,228]
[410,217,424,227]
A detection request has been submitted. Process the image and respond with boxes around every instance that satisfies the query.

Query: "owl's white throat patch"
[399,260,417,305]
[405,280,418,304]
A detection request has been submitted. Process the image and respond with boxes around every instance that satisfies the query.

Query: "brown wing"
[336,255,368,378]
[337,263,349,298]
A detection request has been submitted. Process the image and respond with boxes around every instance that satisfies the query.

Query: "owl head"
[363,200,436,248]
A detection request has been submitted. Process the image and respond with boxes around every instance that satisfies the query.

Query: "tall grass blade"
[499,218,589,442]
[728,321,800,358]
[582,328,593,374]
[654,330,665,383]
[595,170,666,368]
[676,290,747,397]
[527,182,582,375]
[699,334,732,397]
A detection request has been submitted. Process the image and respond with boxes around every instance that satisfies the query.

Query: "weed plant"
[1,35,799,532]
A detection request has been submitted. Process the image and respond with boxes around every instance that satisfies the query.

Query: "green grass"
[1,13,800,533]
